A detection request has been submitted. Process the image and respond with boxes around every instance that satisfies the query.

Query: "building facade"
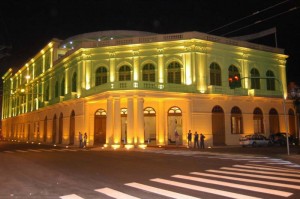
[1,30,297,148]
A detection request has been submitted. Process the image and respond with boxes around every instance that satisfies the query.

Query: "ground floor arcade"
[1,91,297,148]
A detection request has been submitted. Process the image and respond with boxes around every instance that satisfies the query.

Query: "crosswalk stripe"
[207,170,300,183]
[60,194,84,199]
[15,150,28,153]
[191,172,300,190]
[172,174,292,197]
[220,167,300,178]
[125,182,200,199]
[95,187,140,199]
[39,149,54,152]
[27,149,42,152]
[3,151,14,153]
[246,163,300,172]
[233,164,299,173]
[151,178,261,199]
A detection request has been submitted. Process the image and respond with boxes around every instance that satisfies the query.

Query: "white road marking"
[95,187,140,199]
[207,169,300,183]
[245,163,300,172]
[172,174,292,197]
[126,182,200,199]
[151,178,261,199]
[15,150,28,153]
[60,194,84,199]
[27,149,42,152]
[233,164,300,173]
[3,151,14,153]
[191,172,300,190]
[220,167,300,177]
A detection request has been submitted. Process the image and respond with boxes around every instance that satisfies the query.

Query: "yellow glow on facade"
[125,144,134,149]
[112,144,120,149]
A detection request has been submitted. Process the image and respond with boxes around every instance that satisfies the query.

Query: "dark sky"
[1,0,299,85]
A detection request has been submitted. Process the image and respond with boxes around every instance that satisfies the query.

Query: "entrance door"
[212,106,225,146]
[94,109,107,145]
[69,111,75,145]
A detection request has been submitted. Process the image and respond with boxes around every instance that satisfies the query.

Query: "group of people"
[187,130,205,149]
[79,132,87,148]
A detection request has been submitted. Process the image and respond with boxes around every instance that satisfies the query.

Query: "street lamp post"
[238,76,290,155]
[290,87,300,145]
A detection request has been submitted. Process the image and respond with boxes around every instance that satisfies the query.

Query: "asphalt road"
[1,141,300,199]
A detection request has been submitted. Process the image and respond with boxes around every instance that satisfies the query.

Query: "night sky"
[1,0,299,85]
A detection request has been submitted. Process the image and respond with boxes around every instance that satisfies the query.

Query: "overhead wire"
[207,0,291,34]
[221,6,299,36]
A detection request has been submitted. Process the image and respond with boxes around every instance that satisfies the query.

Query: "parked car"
[239,133,270,147]
[269,132,297,146]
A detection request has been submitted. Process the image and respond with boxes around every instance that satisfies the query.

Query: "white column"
[113,97,121,144]
[127,98,134,144]
[137,97,145,145]
[106,98,113,145]
[158,51,164,83]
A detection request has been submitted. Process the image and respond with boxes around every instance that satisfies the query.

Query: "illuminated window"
[142,64,155,82]
[119,65,131,81]
[228,65,241,89]
[72,72,77,92]
[250,68,260,89]
[210,62,221,86]
[95,67,108,86]
[167,62,181,84]
[266,70,275,91]
[231,106,243,134]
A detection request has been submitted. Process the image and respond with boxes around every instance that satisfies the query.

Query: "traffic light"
[229,75,241,89]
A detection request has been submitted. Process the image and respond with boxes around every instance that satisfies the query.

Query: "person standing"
[200,133,205,149]
[79,132,83,148]
[194,131,199,149]
[187,130,192,148]
[83,132,87,148]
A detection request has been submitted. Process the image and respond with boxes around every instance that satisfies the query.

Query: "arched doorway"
[269,108,279,134]
[43,116,47,143]
[212,105,225,146]
[289,109,296,137]
[253,108,264,134]
[121,108,127,144]
[52,115,57,144]
[167,107,182,145]
[94,109,107,145]
[69,110,75,145]
[59,113,63,144]
[144,107,156,145]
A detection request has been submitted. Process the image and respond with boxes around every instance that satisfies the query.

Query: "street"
[1,141,300,199]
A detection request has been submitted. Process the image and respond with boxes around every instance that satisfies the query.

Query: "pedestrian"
[79,132,83,148]
[187,130,192,148]
[200,133,205,149]
[194,131,199,149]
[175,130,179,146]
[83,132,87,148]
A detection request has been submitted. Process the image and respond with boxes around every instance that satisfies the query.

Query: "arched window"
[210,62,221,86]
[266,70,275,91]
[72,72,77,92]
[231,106,243,134]
[119,65,131,81]
[250,68,260,89]
[60,78,65,96]
[95,67,108,86]
[253,108,264,134]
[228,65,241,89]
[167,61,181,84]
[55,81,59,98]
[142,63,155,82]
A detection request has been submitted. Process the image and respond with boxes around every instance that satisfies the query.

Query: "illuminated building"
[1,30,297,148]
